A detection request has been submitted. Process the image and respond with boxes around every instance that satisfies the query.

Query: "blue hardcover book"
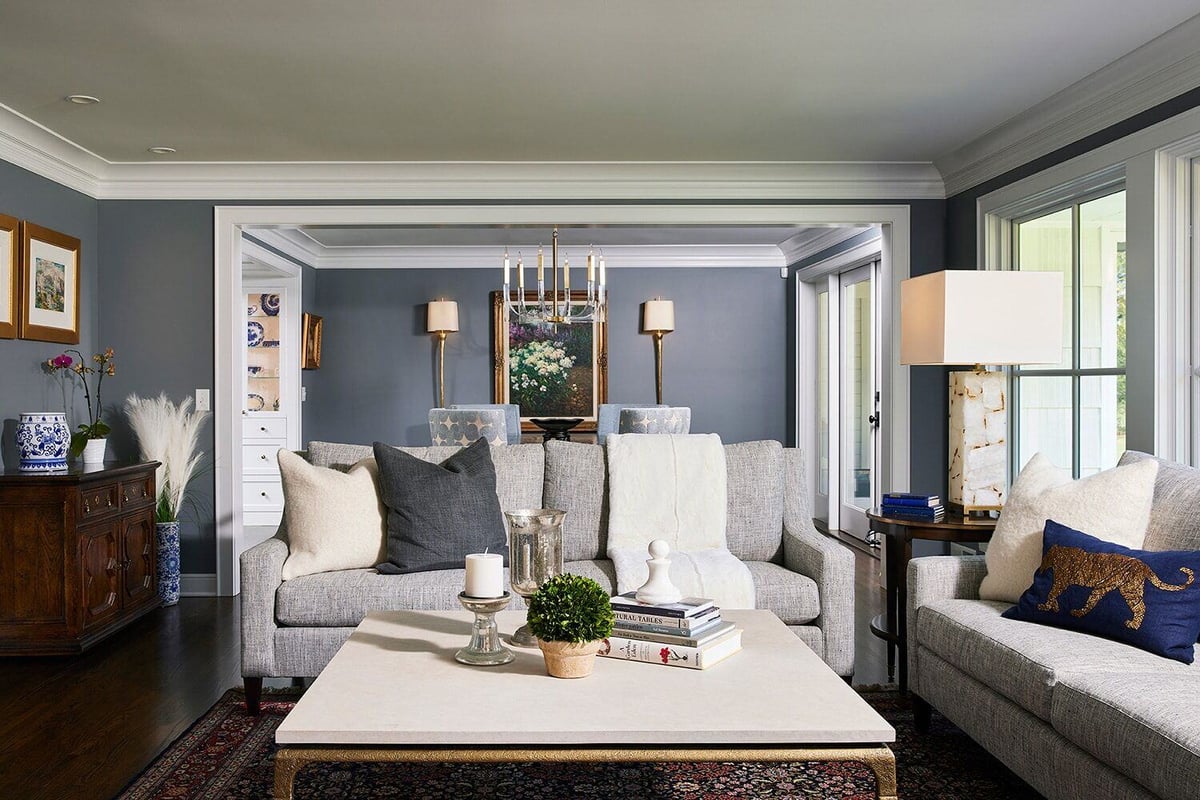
[881,504,944,519]
[882,493,940,507]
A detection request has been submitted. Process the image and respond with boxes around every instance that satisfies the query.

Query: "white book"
[598,628,743,670]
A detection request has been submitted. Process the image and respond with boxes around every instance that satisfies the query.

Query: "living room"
[2,3,1200,799]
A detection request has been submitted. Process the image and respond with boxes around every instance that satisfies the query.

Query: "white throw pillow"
[278,449,387,580]
[978,452,1159,603]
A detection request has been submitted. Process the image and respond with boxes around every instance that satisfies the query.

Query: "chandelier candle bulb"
[587,251,595,282]
[537,246,544,281]
[564,255,570,291]
[517,254,525,289]
[503,250,510,287]
[464,552,505,598]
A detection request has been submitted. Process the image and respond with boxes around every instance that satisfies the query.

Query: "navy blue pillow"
[1003,519,1200,663]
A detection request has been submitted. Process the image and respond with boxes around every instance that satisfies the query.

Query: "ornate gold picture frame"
[19,222,81,344]
[302,312,323,369]
[0,214,17,339]
[491,290,607,431]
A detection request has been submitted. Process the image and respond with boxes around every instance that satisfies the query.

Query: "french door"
[814,260,882,543]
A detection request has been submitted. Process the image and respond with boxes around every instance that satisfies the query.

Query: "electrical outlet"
[195,389,210,412]
[301,386,307,402]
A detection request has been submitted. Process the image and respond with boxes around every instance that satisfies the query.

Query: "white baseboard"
[180,573,218,597]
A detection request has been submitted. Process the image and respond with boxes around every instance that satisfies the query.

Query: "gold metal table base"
[274,743,897,800]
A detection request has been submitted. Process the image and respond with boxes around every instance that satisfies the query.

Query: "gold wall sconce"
[427,299,459,408]
[642,299,675,405]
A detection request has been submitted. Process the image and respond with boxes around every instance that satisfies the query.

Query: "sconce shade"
[642,299,675,333]
[427,300,459,333]
[900,270,1063,366]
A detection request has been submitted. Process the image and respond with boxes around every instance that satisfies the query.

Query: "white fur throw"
[605,434,755,609]
[278,449,387,580]
[979,452,1159,603]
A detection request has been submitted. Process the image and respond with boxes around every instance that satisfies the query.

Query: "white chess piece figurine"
[635,539,682,605]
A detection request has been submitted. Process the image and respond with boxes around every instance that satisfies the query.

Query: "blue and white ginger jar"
[15,412,71,472]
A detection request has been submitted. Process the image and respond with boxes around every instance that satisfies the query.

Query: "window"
[1012,190,1126,477]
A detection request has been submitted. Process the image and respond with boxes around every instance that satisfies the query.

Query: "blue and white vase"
[15,412,71,472]
[156,521,181,606]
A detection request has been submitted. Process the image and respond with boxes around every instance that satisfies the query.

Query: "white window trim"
[978,104,1200,465]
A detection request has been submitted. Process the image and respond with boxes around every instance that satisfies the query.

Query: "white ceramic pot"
[82,437,108,465]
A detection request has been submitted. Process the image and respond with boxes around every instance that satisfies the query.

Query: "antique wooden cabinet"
[0,462,161,655]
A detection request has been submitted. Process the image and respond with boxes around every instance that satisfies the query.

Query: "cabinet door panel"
[80,524,120,629]
[121,511,156,607]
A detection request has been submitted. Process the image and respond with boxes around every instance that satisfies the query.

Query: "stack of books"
[881,493,945,522]
[599,592,742,669]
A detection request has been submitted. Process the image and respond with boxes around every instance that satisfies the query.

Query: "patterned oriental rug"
[117,689,1041,799]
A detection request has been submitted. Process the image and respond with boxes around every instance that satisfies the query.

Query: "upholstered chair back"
[428,408,507,447]
[450,403,521,444]
[617,406,692,436]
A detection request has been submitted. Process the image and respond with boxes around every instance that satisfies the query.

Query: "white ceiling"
[1,1,1197,164]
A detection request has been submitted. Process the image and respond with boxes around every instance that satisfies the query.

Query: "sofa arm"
[240,534,288,677]
[783,519,855,677]
[906,555,986,692]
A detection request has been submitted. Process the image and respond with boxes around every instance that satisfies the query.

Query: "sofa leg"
[911,693,932,734]
[244,676,263,715]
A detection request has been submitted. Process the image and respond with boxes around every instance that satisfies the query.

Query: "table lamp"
[642,299,675,404]
[900,270,1063,514]
[427,299,459,408]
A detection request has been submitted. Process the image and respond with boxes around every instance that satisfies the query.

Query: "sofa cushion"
[544,441,608,561]
[1052,671,1200,800]
[1120,451,1200,552]
[725,441,785,562]
[745,561,819,625]
[563,559,617,593]
[307,441,544,514]
[373,440,508,574]
[1004,519,1200,663]
[916,598,1199,720]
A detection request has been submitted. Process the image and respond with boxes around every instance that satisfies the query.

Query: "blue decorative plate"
[247,393,266,411]
[261,293,281,316]
[247,321,265,347]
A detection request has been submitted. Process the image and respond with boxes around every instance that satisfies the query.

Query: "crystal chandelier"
[502,227,606,324]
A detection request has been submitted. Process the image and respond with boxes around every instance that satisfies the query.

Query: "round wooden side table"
[866,509,997,691]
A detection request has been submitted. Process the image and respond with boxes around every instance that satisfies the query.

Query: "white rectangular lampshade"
[642,299,675,332]
[427,300,459,333]
[900,270,1063,365]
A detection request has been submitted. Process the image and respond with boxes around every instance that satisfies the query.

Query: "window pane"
[1017,376,1072,473]
[1016,207,1072,370]
[816,290,829,496]
[1079,375,1125,476]
[1078,191,1125,368]
[843,279,873,509]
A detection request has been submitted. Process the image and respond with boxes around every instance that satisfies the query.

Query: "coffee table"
[274,609,897,799]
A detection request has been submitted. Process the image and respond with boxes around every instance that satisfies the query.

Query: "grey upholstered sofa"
[241,439,854,710]
[907,451,1200,800]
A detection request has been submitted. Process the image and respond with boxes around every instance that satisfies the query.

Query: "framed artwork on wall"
[19,222,81,344]
[301,312,323,369]
[0,214,17,339]
[491,290,608,431]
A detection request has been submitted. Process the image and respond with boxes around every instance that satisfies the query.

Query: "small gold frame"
[301,312,322,370]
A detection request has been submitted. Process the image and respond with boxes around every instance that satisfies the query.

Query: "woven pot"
[537,638,603,679]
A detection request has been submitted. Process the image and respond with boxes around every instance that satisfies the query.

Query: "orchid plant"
[45,348,116,457]
[125,394,209,524]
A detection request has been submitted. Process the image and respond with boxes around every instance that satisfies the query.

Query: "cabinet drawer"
[243,417,286,440]
[245,480,285,511]
[120,475,155,509]
[79,484,119,519]
[243,443,283,474]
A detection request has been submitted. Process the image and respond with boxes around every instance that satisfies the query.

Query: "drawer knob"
[142,488,148,498]
[260,426,267,432]
[261,491,268,497]
[107,497,114,507]
[260,454,268,460]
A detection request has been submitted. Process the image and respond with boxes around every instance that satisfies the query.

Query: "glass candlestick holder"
[455,591,515,666]
[506,509,565,647]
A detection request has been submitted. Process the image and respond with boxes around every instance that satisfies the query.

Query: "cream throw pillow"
[278,449,387,580]
[979,452,1159,603]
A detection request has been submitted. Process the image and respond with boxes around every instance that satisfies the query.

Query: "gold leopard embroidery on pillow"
[1036,545,1195,630]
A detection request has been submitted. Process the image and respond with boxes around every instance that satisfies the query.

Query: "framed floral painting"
[0,214,17,339]
[491,291,608,431]
[19,222,80,344]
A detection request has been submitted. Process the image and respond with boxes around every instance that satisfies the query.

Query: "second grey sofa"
[241,439,855,711]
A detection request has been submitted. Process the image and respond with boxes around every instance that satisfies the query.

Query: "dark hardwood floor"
[0,542,888,800]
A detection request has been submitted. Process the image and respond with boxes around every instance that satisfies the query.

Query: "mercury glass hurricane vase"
[505,508,565,647]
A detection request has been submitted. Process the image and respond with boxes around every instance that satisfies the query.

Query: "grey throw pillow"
[373,439,508,574]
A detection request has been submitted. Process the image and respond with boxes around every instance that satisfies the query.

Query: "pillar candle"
[517,254,525,289]
[464,552,505,597]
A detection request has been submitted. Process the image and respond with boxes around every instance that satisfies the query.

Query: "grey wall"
[0,161,99,470]
[305,267,788,448]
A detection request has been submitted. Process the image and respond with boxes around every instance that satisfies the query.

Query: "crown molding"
[0,104,943,200]
[778,225,870,265]
[249,228,786,270]
[937,14,1200,197]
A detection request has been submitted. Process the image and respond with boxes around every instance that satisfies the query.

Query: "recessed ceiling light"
[65,95,100,105]
[148,146,177,155]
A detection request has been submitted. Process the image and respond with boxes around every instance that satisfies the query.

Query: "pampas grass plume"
[125,393,209,522]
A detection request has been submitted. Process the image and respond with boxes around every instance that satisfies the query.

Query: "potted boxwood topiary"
[527,573,615,678]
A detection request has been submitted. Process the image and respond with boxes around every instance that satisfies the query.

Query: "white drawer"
[245,479,285,511]
[243,417,287,440]
[244,443,283,474]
